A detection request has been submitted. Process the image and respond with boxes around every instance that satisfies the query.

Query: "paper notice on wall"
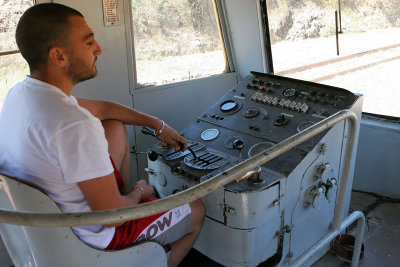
[102,0,121,27]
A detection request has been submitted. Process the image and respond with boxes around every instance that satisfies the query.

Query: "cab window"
[131,0,228,88]
[266,0,400,117]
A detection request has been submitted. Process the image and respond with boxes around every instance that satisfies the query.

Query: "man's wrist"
[132,185,145,200]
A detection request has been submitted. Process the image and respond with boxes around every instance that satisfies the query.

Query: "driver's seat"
[0,174,167,267]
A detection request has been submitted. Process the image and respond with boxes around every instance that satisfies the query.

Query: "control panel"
[146,71,362,266]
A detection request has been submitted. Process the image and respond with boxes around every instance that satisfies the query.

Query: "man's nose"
[94,39,102,56]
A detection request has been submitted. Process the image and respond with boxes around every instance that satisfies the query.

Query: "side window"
[131,0,228,88]
[266,0,400,117]
[0,0,34,110]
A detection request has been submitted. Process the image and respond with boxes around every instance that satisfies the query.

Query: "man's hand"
[131,180,155,201]
[158,123,188,152]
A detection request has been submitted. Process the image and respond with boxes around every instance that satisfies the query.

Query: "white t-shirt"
[0,77,115,249]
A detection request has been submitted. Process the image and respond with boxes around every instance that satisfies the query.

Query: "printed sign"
[102,0,121,26]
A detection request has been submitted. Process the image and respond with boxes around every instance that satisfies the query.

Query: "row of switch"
[251,92,309,113]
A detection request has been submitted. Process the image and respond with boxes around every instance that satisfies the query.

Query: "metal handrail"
[0,109,357,227]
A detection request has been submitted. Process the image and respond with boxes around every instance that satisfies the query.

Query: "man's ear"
[48,46,68,67]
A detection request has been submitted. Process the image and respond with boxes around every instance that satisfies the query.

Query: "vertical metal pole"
[335,10,339,55]
[332,113,357,230]
[338,0,343,33]
[258,0,274,74]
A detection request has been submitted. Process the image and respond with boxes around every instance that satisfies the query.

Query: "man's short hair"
[16,3,83,72]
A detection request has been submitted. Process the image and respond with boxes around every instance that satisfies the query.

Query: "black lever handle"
[141,126,157,138]
[233,139,244,163]
[178,141,184,151]
[178,141,197,161]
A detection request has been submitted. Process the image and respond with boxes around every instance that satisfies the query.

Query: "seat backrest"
[0,174,167,267]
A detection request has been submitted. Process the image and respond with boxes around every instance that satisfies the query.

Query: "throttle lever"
[142,127,197,161]
[178,141,198,161]
[141,126,157,138]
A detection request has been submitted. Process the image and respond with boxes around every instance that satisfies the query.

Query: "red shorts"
[106,158,191,250]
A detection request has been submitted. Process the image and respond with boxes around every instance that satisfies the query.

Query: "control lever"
[178,142,198,161]
[233,139,244,163]
[141,126,157,138]
[141,126,197,161]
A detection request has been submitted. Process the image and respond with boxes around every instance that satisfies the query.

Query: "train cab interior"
[0,0,399,266]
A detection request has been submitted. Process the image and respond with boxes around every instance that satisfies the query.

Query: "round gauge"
[248,142,275,157]
[243,108,260,118]
[220,100,237,112]
[297,121,315,132]
[283,88,297,98]
[201,128,220,141]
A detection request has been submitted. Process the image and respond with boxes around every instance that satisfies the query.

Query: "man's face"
[65,16,102,83]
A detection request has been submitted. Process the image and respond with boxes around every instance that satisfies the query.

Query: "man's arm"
[77,98,187,151]
[78,174,154,227]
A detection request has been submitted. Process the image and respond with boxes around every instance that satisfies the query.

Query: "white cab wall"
[353,118,400,198]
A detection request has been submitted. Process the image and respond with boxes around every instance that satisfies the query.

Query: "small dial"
[274,114,290,126]
[283,88,297,98]
[243,107,260,118]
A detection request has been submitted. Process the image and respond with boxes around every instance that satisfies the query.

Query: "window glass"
[131,0,227,87]
[0,0,34,110]
[266,0,400,117]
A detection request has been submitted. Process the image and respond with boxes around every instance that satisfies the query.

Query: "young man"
[0,3,204,267]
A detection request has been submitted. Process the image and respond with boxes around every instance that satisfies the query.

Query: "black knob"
[274,114,290,126]
[277,114,285,123]
[233,139,244,150]
[147,150,159,161]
